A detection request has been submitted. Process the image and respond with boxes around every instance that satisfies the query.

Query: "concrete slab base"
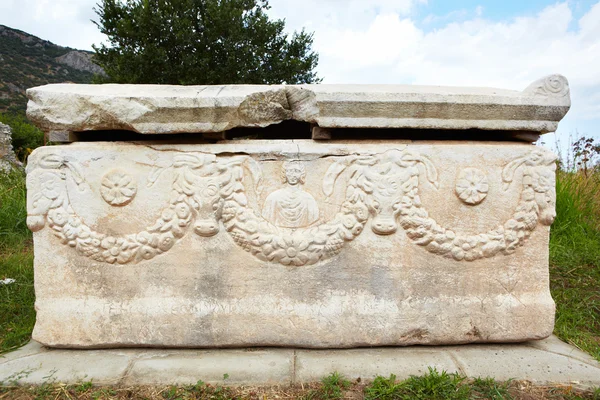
[1,336,599,388]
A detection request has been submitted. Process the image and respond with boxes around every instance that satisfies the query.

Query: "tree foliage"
[92,0,321,85]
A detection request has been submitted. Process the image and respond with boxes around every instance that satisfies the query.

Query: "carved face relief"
[193,176,223,237]
[286,168,302,185]
[100,170,137,206]
[281,161,306,186]
[530,166,556,225]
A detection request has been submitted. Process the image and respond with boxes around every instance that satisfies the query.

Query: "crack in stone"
[117,357,137,386]
[446,351,468,376]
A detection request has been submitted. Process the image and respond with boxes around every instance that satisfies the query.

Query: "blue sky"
[0,0,598,149]
[425,0,574,21]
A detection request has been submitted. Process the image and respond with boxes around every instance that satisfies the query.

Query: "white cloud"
[267,0,427,33]
[268,1,600,136]
[316,14,422,69]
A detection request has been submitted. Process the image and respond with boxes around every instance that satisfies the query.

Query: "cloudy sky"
[1,0,599,149]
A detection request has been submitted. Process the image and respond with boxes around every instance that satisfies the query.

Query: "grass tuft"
[365,367,470,400]
[182,380,240,400]
[302,372,352,400]
[470,377,511,399]
[1,372,600,399]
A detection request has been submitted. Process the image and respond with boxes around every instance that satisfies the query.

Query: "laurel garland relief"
[26,148,556,266]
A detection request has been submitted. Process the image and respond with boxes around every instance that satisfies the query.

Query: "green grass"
[0,169,35,354]
[1,371,599,399]
[469,377,512,400]
[0,113,45,163]
[365,368,469,400]
[550,170,600,361]
[181,380,239,400]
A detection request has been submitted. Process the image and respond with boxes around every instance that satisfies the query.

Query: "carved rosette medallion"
[455,168,488,205]
[26,148,557,266]
[100,169,137,206]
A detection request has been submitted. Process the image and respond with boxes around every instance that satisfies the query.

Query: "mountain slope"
[0,25,104,114]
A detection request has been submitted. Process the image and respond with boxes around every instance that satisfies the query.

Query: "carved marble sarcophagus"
[25,75,570,348]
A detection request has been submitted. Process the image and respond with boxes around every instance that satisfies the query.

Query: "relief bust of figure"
[261,161,319,228]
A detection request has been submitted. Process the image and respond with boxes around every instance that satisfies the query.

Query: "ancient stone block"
[25,76,570,348]
[26,140,558,348]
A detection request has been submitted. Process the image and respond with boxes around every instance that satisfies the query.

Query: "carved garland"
[27,154,203,264]
[397,150,556,261]
[26,149,556,266]
[218,156,370,266]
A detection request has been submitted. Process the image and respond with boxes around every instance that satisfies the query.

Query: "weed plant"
[302,372,351,400]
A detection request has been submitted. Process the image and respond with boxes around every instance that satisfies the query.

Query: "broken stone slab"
[0,122,23,172]
[26,140,557,348]
[26,74,570,136]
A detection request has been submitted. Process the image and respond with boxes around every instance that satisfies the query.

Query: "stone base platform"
[1,336,599,388]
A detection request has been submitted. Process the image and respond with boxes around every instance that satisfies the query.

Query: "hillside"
[0,25,104,115]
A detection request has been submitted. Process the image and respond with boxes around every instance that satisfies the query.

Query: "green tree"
[92,0,321,85]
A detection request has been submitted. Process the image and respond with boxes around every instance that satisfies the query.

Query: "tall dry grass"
[549,159,600,361]
[550,169,600,266]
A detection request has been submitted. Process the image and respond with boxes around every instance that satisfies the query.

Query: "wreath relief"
[26,148,556,266]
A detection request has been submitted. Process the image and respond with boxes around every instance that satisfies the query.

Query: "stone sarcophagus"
[25,75,570,348]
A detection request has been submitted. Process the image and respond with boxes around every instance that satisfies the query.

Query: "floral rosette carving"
[100,169,137,206]
[455,168,488,205]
